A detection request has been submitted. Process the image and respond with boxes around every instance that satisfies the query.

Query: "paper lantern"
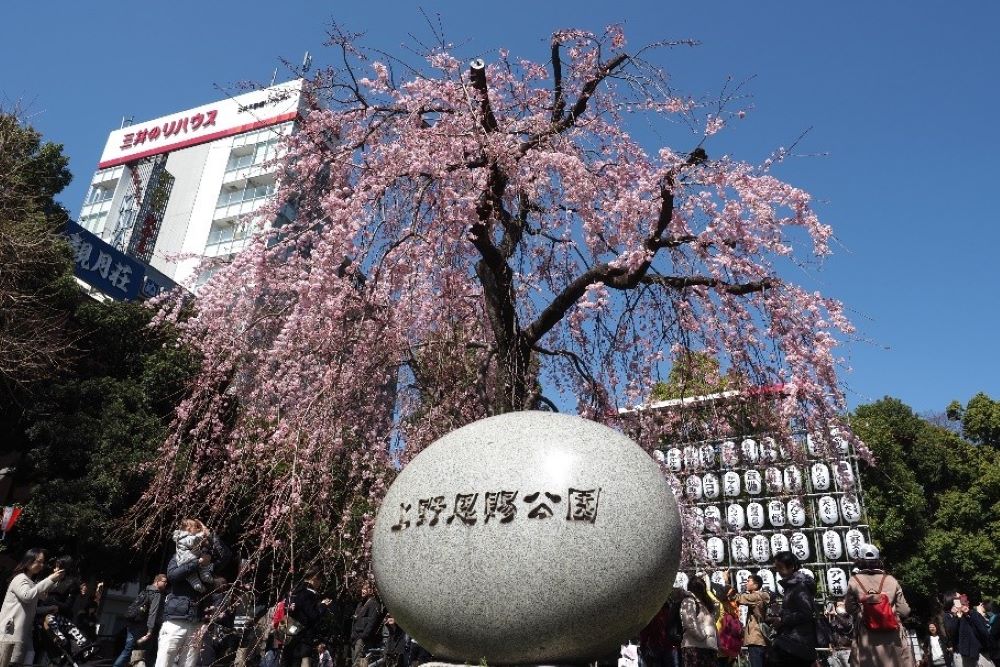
[783,466,803,493]
[731,536,750,563]
[818,495,840,525]
[751,535,771,563]
[768,500,786,527]
[744,470,763,495]
[721,440,739,467]
[757,569,776,592]
[723,471,741,497]
[702,473,720,500]
[683,446,700,471]
[689,506,705,534]
[810,463,831,491]
[746,502,766,530]
[807,433,822,457]
[786,498,806,527]
[704,506,722,533]
[665,448,683,472]
[741,438,760,465]
[701,444,716,468]
[789,532,810,561]
[674,571,689,589]
[736,569,753,592]
[765,467,784,494]
[844,529,866,559]
[822,531,843,560]
[761,437,779,463]
[727,503,746,531]
[840,495,862,523]
[770,533,789,554]
[827,567,848,596]
[835,461,855,489]
[706,537,726,563]
[685,475,703,501]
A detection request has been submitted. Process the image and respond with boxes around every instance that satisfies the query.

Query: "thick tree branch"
[550,40,566,123]
[469,59,498,133]
[640,275,776,295]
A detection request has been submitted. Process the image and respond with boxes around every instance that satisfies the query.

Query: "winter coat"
[943,609,991,659]
[127,585,164,636]
[163,555,204,623]
[845,570,915,667]
[679,594,718,651]
[0,572,60,662]
[772,569,817,662]
[351,597,384,646]
[732,589,770,647]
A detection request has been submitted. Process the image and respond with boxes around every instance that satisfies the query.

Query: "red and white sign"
[1,506,22,533]
[98,79,305,169]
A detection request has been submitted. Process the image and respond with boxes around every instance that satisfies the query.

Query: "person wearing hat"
[844,544,915,667]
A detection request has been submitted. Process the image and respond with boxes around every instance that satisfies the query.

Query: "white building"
[77,79,306,286]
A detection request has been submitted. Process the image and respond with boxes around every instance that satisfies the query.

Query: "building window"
[85,184,115,206]
[225,137,279,173]
[216,180,277,208]
[79,211,108,234]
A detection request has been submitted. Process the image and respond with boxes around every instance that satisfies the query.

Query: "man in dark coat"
[114,574,166,667]
[943,593,991,667]
[156,549,214,667]
[282,571,333,667]
[768,551,817,667]
[350,583,384,667]
[382,616,407,667]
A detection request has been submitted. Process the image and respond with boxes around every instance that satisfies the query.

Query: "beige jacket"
[733,589,771,647]
[845,571,915,667]
[680,595,719,650]
[0,572,59,662]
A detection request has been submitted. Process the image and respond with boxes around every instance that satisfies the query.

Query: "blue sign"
[65,221,177,300]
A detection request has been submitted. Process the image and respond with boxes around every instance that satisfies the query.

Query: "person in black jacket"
[382,616,407,667]
[942,593,991,667]
[282,571,333,667]
[768,552,816,667]
[155,545,215,667]
[114,574,167,667]
[350,583,384,667]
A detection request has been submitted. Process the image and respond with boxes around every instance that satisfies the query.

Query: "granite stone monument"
[372,411,681,665]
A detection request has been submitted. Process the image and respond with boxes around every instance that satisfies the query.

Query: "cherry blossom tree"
[134,25,859,587]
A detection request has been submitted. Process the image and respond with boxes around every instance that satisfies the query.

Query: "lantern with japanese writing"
[685,475,703,501]
[844,529,866,559]
[704,506,722,533]
[770,533,790,554]
[736,569,753,592]
[818,495,840,525]
[835,461,855,489]
[665,448,682,472]
[706,537,726,563]
[768,500,786,527]
[741,438,760,465]
[690,506,705,533]
[702,473,720,500]
[721,440,738,467]
[751,535,771,563]
[747,502,765,530]
[744,470,763,495]
[806,433,822,457]
[765,467,783,494]
[727,503,746,531]
[683,446,700,471]
[783,466,803,493]
[721,471,740,497]
[810,463,831,491]
[757,569,776,592]
[761,437,779,463]
[827,567,848,596]
[700,444,716,468]
[840,495,862,523]
[674,572,689,589]
[786,498,806,527]
[731,536,750,563]
[789,532,810,561]
[822,530,843,560]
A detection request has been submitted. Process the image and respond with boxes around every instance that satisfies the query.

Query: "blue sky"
[2,1,997,414]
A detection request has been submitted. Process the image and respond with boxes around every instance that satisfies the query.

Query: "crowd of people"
[636,545,1000,667]
[4,521,1000,667]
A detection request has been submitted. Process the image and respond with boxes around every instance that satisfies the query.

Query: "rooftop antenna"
[120,115,133,129]
[270,68,278,87]
[302,51,312,74]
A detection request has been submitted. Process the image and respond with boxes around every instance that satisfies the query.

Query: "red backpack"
[717,611,745,657]
[854,574,900,631]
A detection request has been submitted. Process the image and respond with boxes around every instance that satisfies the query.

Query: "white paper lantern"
[690,506,705,534]
[744,470,763,495]
[779,438,795,460]
[706,537,726,563]
[768,500,786,527]
[736,569,753,592]
[683,446,700,471]
[721,440,738,467]
[711,570,726,586]
[789,532,810,561]
[786,498,806,527]
[811,463,831,491]
[822,530,844,560]
[844,529,866,559]
[757,569,776,592]
[674,571,689,589]
[723,471,741,497]
[751,535,771,563]
[685,475,703,500]
[775,571,785,594]
[705,506,722,533]
[770,533,790,554]
[817,496,839,525]
[831,426,850,455]
[765,467,784,494]
[727,503,746,531]
[731,536,750,563]
[701,444,716,468]
[761,437,779,463]
[746,502,766,530]
[741,438,760,465]
[807,433,822,457]
[835,461,856,489]
[827,567,848,596]
[800,568,814,581]
[665,448,683,472]
[783,466,803,493]
[840,495,862,523]
[702,473,721,499]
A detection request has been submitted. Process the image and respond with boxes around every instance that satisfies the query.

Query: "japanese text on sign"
[391,488,601,531]
[120,110,218,150]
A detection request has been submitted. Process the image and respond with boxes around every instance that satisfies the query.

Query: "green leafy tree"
[852,396,1000,620]
[947,393,1000,448]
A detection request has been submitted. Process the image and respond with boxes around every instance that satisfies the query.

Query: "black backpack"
[665,597,685,645]
[124,589,152,622]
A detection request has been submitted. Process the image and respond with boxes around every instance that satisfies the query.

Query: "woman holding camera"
[0,548,65,666]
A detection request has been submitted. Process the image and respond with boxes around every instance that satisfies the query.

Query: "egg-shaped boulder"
[372,411,682,666]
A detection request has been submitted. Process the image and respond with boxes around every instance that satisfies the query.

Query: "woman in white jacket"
[0,548,64,665]
[681,576,719,667]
